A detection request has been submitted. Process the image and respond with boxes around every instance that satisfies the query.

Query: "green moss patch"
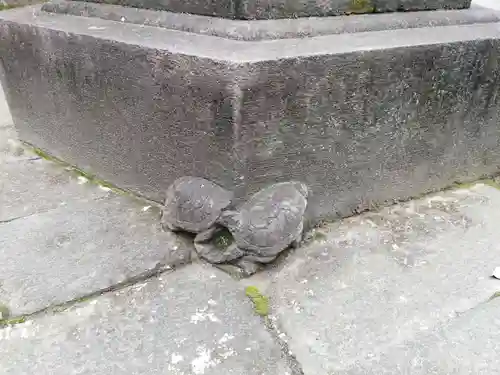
[349,0,375,13]
[213,228,234,250]
[25,142,162,209]
[245,286,270,316]
[0,304,27,327]
[0,3,17,10]
[0,316,26,326]
[488,291,500,301]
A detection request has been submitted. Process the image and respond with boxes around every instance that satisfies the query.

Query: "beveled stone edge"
[2,5,500,63]
[60,0,473,20]
[41,0,500,41]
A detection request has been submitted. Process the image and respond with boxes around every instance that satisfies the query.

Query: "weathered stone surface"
[472,0,500,10]
[0,95,110,219]
[42,0,500,41]
[0,195,192,315]
[0,7,238,204]
[0,83,196,317]
[2,8,500,222]
[0,158,110,221]
[74,0,471,19]
[265,184,500,374]
[0,265,292,375]
[342,297,500,375]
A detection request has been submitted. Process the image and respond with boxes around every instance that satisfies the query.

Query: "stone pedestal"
[1,0,500,221]
[71,0,472,19]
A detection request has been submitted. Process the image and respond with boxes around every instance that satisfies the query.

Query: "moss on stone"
[0,3,17,10]
[450,181,477,190]
[349,0,375,13]
[0,303,10,320]
[32,146,61,164]
[0,304,28,327]
[213,228,234,250]
[0,316,26,326]
[0,0,48,10]
[24,142,161,207]
[481,179,500,190]
[51,295,94,314]
[245,286,269,316]
[489,291,500,301]
[451,178,500,191]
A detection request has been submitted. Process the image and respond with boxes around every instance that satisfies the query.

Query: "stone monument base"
[1,4,500,221]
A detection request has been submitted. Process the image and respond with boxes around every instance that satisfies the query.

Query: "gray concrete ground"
[2,5,500,371]
[473,0,500,10]
[3,84,500,375]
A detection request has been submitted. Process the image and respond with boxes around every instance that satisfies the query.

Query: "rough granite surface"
[2,8,500,223]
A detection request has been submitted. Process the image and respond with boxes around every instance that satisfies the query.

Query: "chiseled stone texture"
[266,184,500,375]
[74,0,471,19]
[0,265,292,375]
[2,7,500,222]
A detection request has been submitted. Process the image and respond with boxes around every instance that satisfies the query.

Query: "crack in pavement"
[262,316,306,375]
[0,260,185,328]
[0,192,113,225]
[0,212,39,224]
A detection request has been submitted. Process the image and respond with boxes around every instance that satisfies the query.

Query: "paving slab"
[0,157,111,221]
[266,184,500,375]
[0,126,22,162]
[0,97,193,317]
[472,0,500,10]
[0,120,111,221]
[342,297,500,375]
[0,264,291,375]
[0,194,192,315]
